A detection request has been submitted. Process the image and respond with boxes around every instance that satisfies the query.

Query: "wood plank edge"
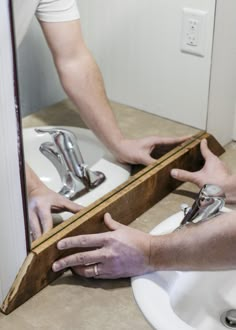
[1,252,36,314]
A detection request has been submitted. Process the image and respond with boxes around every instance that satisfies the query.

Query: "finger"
[37,206,53,234]
[59,197,83,213]
[72,263,103,278]
[200,139,216,161]
[28,210,42,240]
[51,196,83,213]
[57,232,108,250]
[104,213,123,231]
[150,135,191,146]
[170,168,197,184]
[52,249,103,272]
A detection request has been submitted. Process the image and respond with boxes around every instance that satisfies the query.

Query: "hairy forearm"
[150,211,236,271]
[56,50,123,153]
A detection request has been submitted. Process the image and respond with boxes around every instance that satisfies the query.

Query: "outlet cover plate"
[180,8,208,57]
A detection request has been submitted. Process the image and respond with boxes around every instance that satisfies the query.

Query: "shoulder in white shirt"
[13,0,80,47]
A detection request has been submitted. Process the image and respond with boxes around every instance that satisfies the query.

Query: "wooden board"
[1,132,224,314]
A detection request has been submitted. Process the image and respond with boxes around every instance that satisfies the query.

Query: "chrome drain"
[221,310,236,329]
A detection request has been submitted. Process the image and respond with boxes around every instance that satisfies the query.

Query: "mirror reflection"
[14,1,211,246]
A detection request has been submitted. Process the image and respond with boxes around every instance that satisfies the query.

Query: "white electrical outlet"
[181,8,208,57]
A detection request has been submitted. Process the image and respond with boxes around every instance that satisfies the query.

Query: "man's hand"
[28,183,82,240]
[171,139,231,187]
[170,139,236,202]
[26,163,82,240]
[52,213,154,278]
[114,135,190,166]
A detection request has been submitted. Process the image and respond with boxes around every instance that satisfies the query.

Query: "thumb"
[171,168,196,184]
[104,213,123,231]
[200,139,215,161]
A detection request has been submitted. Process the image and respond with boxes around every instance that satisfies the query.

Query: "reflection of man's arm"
[171,139,236,204]
[25,163,82,240]
[39,19,189,166]
[52,211,236,278]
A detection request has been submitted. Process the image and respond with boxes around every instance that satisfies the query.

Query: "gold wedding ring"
[94,264,99,276]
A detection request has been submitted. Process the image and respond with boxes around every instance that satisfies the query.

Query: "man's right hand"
[170,139,236,203]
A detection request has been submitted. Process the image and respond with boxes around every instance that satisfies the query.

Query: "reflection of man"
[14,0,187,239]
[53,139,236,278]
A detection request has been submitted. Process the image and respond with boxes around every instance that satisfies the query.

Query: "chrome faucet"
[35,128,106,200]
[177,184,226,230]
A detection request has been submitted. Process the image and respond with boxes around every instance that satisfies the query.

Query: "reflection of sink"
[23,126,130,211]
[131,208,235,330]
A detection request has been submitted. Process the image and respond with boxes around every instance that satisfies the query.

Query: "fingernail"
[57,241,65,249]
[171,169,178,178]
[52,262,60,272]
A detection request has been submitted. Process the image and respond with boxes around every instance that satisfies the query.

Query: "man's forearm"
[150,211,236,271]
[40,20,124,155]
[56,48,124,153]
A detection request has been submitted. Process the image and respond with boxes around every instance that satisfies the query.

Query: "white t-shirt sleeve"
[36,0,80,22]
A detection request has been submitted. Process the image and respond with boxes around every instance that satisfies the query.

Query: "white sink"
[131,208,236,330]
[23,126,130,217]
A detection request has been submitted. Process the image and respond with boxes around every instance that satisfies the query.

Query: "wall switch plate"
[180,8,208,57]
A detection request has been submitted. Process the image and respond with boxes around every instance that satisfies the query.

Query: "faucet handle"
[35,127,68,135]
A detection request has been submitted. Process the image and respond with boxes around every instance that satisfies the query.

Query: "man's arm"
[39,20,123,155]
[52,211,236,278]
[39,19,189,166]
[150,211,236,271]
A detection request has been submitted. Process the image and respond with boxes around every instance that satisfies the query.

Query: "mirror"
[14,1,218,247]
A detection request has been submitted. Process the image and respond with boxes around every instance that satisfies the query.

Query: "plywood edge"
[1,252,36,314]
[2,133,224,313]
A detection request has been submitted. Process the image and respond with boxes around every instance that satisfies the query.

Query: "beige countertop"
[1,100,236,329]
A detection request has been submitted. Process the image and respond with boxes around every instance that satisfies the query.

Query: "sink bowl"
[23,126,130,214]
[131,208,236,330]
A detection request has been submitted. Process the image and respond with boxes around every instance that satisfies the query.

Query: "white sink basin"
[131,208,236,330]
[23,126,130,216]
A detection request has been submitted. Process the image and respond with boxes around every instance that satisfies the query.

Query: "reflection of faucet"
[177,184,225,230]
[35,128,106,200]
